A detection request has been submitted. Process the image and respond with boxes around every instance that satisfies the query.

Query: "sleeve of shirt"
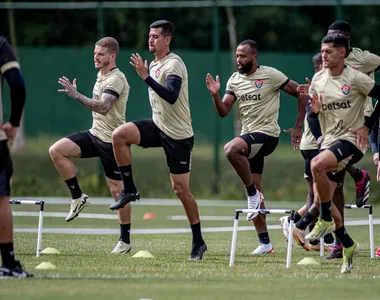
[270,68,289,90]
[362,50,380,73]
[354,71,376,97]
[0,37,20,73]
[103,76,124,99]
[225,75,235,96]
[166,58,184,79]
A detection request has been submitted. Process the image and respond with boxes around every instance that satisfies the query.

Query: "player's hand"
[309,93,322,114]
[58,77,78,98]
[373,153,379,166]
[349,125,369,151]
[283,126,302,150]
[0,122,19,145]
[296,77,311,96]
[130,53,149,80]
[205,73,220,95]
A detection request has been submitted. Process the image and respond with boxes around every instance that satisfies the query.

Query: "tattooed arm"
[58,76,117,115]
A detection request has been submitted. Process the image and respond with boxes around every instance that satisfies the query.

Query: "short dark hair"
[95,37,119,56]
[322,33,349,54]
[150,20,174,38]
[312,52,322,71]
[328,20,351,36]
[238,40,259,52]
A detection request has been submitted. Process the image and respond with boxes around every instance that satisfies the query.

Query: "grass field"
[1,199,380,299]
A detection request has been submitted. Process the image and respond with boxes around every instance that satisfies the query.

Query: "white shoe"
[65,193,90,222]
[111,241,131,254]
[279,216,289,241]
[251,243,274,255]
[247,192,263,221]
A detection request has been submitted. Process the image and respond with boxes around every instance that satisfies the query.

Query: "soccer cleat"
[189,242,207,261]
[341,241,359,274]
[111,241,131,254]
[65,193,90,222]
[279,216,289,241]
[0,261,33,278]
[375,247,380,258]
[110,189,140,210]
[251,243,274,255]
[292,225,310,251]
[355,170,370,208]
[325,245,343,259]
[247,192,263,221]
[305,219,335,241]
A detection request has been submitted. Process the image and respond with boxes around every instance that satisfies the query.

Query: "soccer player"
[110,20,207,261]
[205,39,307,254]
[369,119,380,181]
[49,37,133,254]
[0,36,32,277]
[305,33,380,273]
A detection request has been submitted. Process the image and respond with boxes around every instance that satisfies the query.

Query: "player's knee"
[112,128,124,145]
[224,142,237,160]
[48,144,61,160]
[172,181,188,199]
[311,157,324,177]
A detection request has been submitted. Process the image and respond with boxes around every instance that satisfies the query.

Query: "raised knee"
[311,157,324,176]
[224,143,236,159]
[112,128,124,145]
[49,144,60,159]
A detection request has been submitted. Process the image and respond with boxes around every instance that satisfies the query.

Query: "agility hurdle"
[10,199,44,257]
[230,209,295,268]
[319,204,374,258]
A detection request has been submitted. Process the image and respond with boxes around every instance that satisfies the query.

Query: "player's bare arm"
[206,73,235,118]
[282,80,307,149]
[58,76,116,115]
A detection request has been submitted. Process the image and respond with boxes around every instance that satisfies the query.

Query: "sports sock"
[0,242,16,268]
[296,211,315,230]
[119,223,131,244]
[320,200,332,221]
[118,165,136,192]
[246,183,257,197]
[258,232,270,245]
[351,168,363,183]
[65,177,82,199]
[334,226,354,248]
[324,233,335,244]
[190,222,204,245]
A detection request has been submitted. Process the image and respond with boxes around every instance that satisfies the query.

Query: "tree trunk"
[225,6,241,136]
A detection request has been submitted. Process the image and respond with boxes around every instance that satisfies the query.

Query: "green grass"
[2,201,380,299]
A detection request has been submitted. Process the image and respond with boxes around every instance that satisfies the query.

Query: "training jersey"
[148,52,193,140]
[0,37,20,142]
[309,65,375,153]
[225,65,289,137]
[89,67,130,143]
[300,47,380,150]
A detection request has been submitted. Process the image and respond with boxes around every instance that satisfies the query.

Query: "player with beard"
[110,20,207,261]
[49,37,134,254]
[205,39,307,254]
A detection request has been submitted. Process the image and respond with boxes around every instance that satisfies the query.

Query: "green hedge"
[10,148,380,203]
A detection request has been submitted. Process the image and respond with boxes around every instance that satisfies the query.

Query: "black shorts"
[0,141,13,196]
[132,119,193,174]
[66,131,121,180]
[325,140,363,183]
[301,149,319,179]
[240,132,279,174]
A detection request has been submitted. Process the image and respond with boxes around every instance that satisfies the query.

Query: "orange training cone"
[143,213,156,220]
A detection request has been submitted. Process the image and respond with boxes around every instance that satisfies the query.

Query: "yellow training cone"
[35,262,57,270]
[132,250,154,258]
[41,247,61,254]
[297,257,320,265]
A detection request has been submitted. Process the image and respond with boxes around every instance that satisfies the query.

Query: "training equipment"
[319,204,374,258]
[230,208,295,268]
[40,247,61,254]
[376,247,380,258]
[35,262,57,270]
[132,250,154,258]
[143,212,156,220]
[297,257,320,265]
[10,199,44,257]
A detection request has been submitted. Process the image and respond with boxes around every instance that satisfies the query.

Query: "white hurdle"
[230,209,295,268]
[10,199,45,257]
[319,204,374,258]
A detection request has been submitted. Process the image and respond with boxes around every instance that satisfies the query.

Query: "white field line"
[14,218,380,235]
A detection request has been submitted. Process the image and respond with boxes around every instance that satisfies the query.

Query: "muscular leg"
[0,196,14,266]
[251,173,266,234]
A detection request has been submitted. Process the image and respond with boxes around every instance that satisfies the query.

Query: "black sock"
[334,226,354,248]
[65,177,82,199]
[190,222,203,245]
[246,183,257,197]
[119,223,131,244]
[258,232,270,244]
[308,223,315,233]
[288,211,302,224]
[351,168,363,183]
[296,211,316,230]
[335,237,342,247]
[324,233,335,244]
[320,201,332,221]
[119,165,136,192]
[0,242,16,268]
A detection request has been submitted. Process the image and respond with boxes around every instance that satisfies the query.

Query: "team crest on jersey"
[155,68,161,78]
[341,84,350,95]
[255,80,263,88]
